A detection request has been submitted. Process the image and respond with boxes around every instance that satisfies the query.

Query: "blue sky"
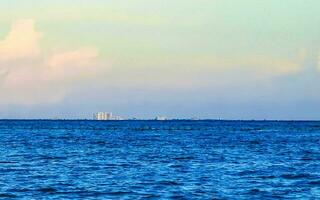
[0,0,319,119]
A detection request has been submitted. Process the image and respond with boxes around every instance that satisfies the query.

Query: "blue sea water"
[0,120,319,199]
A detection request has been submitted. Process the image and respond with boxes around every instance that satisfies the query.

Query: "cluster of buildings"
[155,116,167,120]
[94,112,123,120]
[93,112,170,121]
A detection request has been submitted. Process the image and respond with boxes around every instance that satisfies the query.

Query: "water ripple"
[0,120,319,199]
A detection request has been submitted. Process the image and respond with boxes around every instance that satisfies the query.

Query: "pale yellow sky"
[0,0,319,119]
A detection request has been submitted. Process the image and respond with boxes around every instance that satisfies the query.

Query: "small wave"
[258,175,276,179]
[39,156,66,160]
[309,180,320,185]
[174,156,195,160]
[170,195,186,199]
[0,161,17,164]
[280,173,313,180]
[300,156,314,161]
[249,140,261,144]
[246,188,263,195]
[0,193,17,198]
[37,187,58,193]
[169,164,183,168]
[93,140,108,145]
[7,188,30,193]
[157,180,180,186]
[105,191,135,196]
[141,194,161,199]
[237,170,256,176]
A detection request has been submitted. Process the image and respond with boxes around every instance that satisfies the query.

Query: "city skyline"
[0,1,320,120]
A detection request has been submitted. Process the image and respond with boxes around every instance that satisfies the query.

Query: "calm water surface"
[0,120,319,199]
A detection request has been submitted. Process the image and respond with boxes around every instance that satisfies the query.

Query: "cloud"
[47,48,99,81]
[0,19,102,105]
[0,19,41,61]
[0,19,310,107]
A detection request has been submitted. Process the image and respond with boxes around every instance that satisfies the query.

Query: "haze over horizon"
[0,0,320,120]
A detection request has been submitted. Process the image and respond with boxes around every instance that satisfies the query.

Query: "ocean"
[0,120,319,199]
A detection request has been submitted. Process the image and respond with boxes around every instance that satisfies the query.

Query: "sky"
[0,0,320,120]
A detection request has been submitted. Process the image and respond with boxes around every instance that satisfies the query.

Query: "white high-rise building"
[94,112,112,120]
[155,116,167,120]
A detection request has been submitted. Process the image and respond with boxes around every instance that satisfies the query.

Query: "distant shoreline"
[0,119,319,122]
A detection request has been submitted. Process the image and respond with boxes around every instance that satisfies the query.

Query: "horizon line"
[0,118,319,122]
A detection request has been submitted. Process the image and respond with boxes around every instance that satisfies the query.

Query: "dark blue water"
[0,120,319,199]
